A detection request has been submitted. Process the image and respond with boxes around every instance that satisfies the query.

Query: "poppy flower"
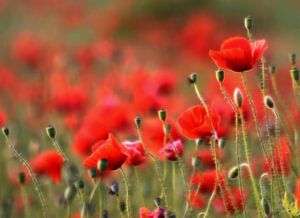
[139,207,167,218]
[0,108,6,127]
[197,148,222,168]
[188,191,206,209]
[83,134,128,173]
[212,188,248,214]
[209,36,268,72]
[30,150,64,183]
[160,139,183,161]
[122,140,146,166]
[178,105,220,140]
[190,170,218,193]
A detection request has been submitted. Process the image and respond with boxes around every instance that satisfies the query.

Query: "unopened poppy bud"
[158,109,167,122]
[264,96,274,109]
[192,157,201,170]
[109,181,119,196]
[244,15,254,31]
[188,73,197,84]
[46,125,56,139]
[154,197,162,207]
[291,67,299,81]
[269,65,276,75]
[18,171,26,185]
[120,201,126,212]
[261,197,271,216]
[134,116,142,129]
[228,166,239,180]
[97,159,108,174]
[196,138,205,146]
[215,69,224,83]
[64,185,77,203]
[167,211,176,218]
[75,180,85,190]
[102,210,109,218]
[218,138,226,149]
[63,163,79,185]
[89,167,98,179]
[234,88,243,108]
[2,127,9,136]
[289,53,296,66]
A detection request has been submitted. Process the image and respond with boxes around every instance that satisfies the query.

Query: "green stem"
[134,167,145,206]
[239,109,262,217]
[120,168,131,218]
[4,135,48,218]
[21,186,30,218]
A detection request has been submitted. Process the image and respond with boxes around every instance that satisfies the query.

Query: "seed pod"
[216,69,224,83]
[46,125,56,139]
[2,127,9,137]
[97,159,108,174]
[234,88,243,108]
[188,73,197,84]
[64,185,77,203]
[264,96,275,109]
[158,109,167,122]
[244,15,254,31]
[261,197,271,216]
[134,116,142,129]
[18,171,26,185]
[269,65,276,75]
[228,166,239,180]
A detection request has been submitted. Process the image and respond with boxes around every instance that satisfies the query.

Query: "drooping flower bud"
[289,53,296,66]
[64,184,77,203]
[2,127,9,137]
[154,197,162,207]
[46,125,56,139]
[97,159,108,174]
[102,210,109,218]
[228,166,240,180]
[18,171,26,185]
[261,197,271,216]
[234,88,243,108]
[244,15,254,31]
[215,69,224,83]
[264,96,275,109]
[89,167,98,179]
[269,65,276,75]
[291,67,299,82]
[134,116,142,129]
[109,181,119,196]
[75,180,85,190]
[120,201,126,213]
[218,138,226,149]
[188,73,197,84]
[158,109,167,122]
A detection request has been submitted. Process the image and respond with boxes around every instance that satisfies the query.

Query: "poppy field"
[1,0,300,218]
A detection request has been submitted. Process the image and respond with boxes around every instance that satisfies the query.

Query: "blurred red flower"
[212,188,248,214]
[160,139,183,161]
[295,178,300,207]
[197,148,222,168]
[139,207,167,218]
[178,105,220,140]
[83,134,128,173]
[122,140,146,166]
[189,190,206,209]
[0,108,6,127]
[30,150,64,183]
[190,170,218,193]
[209,37,267,72]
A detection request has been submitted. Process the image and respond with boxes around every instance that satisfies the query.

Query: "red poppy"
[139,207,167,218]
[197,148,222,168]
[190,170,217,193]
[188,191,206,209]
[160,139,183,161]
[209,37,268,72]
[212,188,248,214]
[83,134,128,173]
[0,108,6,127]
[122,140,146,166]
[264,136,291,176]
[30,150,64,183]
[178,105,220,140]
